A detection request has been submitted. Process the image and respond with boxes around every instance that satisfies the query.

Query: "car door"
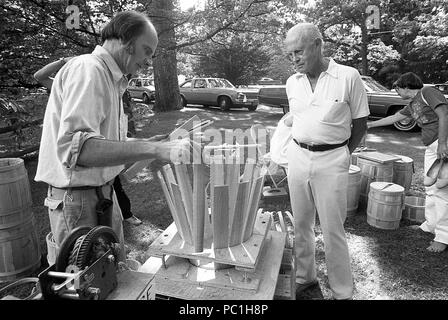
[190,79,207,104]
[180,80,193,103]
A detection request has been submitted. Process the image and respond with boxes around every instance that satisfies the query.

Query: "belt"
[293,138,348,152]
[49,180,114,191]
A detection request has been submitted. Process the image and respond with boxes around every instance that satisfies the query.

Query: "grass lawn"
[1,103,447,300]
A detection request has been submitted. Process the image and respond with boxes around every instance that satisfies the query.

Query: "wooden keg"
[357,157,394,209]
[0,158,41,282]
[392,155,414,192]
[367,182,404,230]
[403,196,425,223]
[347,165,361,217]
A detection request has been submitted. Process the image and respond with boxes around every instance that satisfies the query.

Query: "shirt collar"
[294,58,339,80]
[92,45,127,85]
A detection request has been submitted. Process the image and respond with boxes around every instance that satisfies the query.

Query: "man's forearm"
[77,138,161,167]
[348,117,367,154]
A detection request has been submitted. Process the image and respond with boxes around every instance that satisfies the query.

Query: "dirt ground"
[4,103,448,300]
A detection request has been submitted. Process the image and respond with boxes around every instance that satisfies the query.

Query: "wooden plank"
[154,256,260,292]
[146,211,271,269]
[162,164,177,197]
[151,231,286,300]
[170,183,193,245]
[157,171,186,240]
[121,159,153,182]
[173,163,194,228]
[225,158,240,237]
[241,159,256,182]
[210,156,225,186]
[192,164,207,252]
[357,151,401,164]
[107,271,155,300]
[228,181,250,246]
[169,115,201,139]
[212,185,229,249]
[242,175,265,242]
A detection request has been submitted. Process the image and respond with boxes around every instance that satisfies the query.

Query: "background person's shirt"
[35,46,128,187]
[400,86,448,146]
[286,59,370,145]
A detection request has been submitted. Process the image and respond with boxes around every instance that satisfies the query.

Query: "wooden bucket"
[393,155,414,192]
[357,157,394,209]
[367,182,404,230]
[0,158,41,282]
[347,165,361,216]
[403,196,425,223]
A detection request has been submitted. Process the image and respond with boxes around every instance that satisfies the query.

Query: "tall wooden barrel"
[357,157,394,209]
[393,155,414,192]
[347,165,361,216]
[0,158,41,282]
[367,182,404,230]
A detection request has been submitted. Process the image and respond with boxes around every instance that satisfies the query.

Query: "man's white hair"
[285,22,323,46]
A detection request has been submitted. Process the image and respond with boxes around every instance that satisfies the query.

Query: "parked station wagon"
[179,77,258,111]
[127,77,155,104]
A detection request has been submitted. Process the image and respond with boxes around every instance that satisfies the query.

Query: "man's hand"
[154,138,202,164]
[437,142,448,159]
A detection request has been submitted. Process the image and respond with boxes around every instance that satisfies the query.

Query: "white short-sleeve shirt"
[286,59,369,145]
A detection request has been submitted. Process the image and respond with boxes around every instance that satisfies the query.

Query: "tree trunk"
[360,24,369,76]
[148,0,182,112]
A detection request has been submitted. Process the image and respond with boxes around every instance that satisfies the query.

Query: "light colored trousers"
[287,142,353,299]
[44,184,125,264]
[421,140,448,244]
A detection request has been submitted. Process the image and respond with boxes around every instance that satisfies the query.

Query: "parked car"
[179,78,258,111]
[258,76,418,131]
[127,77,155,104]
[424,83,448,98]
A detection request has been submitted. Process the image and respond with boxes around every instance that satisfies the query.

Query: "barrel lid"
[393,154,413,164]
[349,165,360,173]
[370,182,404,193]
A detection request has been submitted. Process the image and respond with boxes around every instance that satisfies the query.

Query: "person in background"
[368,72,448,253]
[34,59,143,227]
[283,22,369,300]
[34,10,194,261]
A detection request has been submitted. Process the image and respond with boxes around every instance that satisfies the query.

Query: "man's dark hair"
[393,72,424,90]
[101,11,153,45]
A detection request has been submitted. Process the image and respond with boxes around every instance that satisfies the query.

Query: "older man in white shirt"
[283,23,369,300]
[35,11,192,262]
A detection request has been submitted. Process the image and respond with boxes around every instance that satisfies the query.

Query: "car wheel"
[142,93,151,104]
[392,109,417,131]
[181,96,187,108]
[218,97,231,111]
[248,105,257,111]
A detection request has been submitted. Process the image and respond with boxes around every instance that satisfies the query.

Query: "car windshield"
[362,77,390,92]
[216,79,235,88]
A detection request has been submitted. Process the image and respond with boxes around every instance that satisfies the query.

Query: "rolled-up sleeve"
[56,60,108,170]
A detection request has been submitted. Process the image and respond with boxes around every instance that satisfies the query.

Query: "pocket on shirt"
[321,100,350,124]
